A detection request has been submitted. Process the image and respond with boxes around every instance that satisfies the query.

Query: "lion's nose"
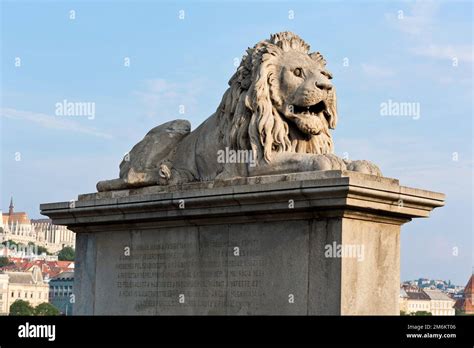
[315,80,332,90]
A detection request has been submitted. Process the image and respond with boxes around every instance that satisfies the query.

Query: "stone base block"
[41,170,444,315]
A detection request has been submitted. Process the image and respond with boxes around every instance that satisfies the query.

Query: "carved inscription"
[115,238,266,313]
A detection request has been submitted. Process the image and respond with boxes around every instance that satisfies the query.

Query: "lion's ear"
[326,87,338,129]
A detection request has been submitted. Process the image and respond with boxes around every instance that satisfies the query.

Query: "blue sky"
[1,0,472,285]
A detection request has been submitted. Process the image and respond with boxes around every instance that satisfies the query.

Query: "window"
[11,292,14,297]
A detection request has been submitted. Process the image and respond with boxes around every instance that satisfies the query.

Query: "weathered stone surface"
[73,233,96,315]
[339,219,400,315]
[41,171,445,315]
[96,32,381,192]
[90,223,310,315]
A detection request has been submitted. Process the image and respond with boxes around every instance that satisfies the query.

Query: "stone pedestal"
[40,170,444,315]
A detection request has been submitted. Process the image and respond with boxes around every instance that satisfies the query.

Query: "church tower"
[8,197,14,215]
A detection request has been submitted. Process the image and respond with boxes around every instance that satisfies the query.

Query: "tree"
[34,303,60,316]
[26,241,50,255]
[37,245,50,255]
[58,246,75,261]
[9,300,34,316]
[0,256,12,267]
[400,310,407,316]
[414,311,432,316]
[2,240,18,247]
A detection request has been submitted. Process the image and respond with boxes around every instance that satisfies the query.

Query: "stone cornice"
[40,170,445,231]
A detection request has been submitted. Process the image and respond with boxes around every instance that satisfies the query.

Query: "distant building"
[0,198,34,245]
[454,274,474,315]
[31,218,75,253]
[399,288,409,313]
[400,288,456,315]
[404,290,431,314]
[401,283,420,293]
[418,278,430,287]
[0,197,75,254]
[49,271,74,315]
[0,265,49,315]
[0,274,8,315]
[424,289,455,316]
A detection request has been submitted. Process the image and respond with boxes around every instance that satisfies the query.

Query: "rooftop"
[51,271,74,281]
[5,271,34,285]
[406,291,430,301]
[2,212,31,225]
[424,289,454,301]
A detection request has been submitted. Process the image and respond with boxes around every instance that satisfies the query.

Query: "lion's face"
[271,50,337,136]
[226,32,337,161]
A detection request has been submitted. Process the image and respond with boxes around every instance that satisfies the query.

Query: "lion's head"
[219,32,338,164]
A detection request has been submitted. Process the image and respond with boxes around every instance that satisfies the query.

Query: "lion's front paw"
[125,167,147,185]
[346,160,382,176]
[311,154,346,171]
[158,163,172,185]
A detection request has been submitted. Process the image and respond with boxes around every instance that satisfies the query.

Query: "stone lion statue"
[97,32,381,191]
